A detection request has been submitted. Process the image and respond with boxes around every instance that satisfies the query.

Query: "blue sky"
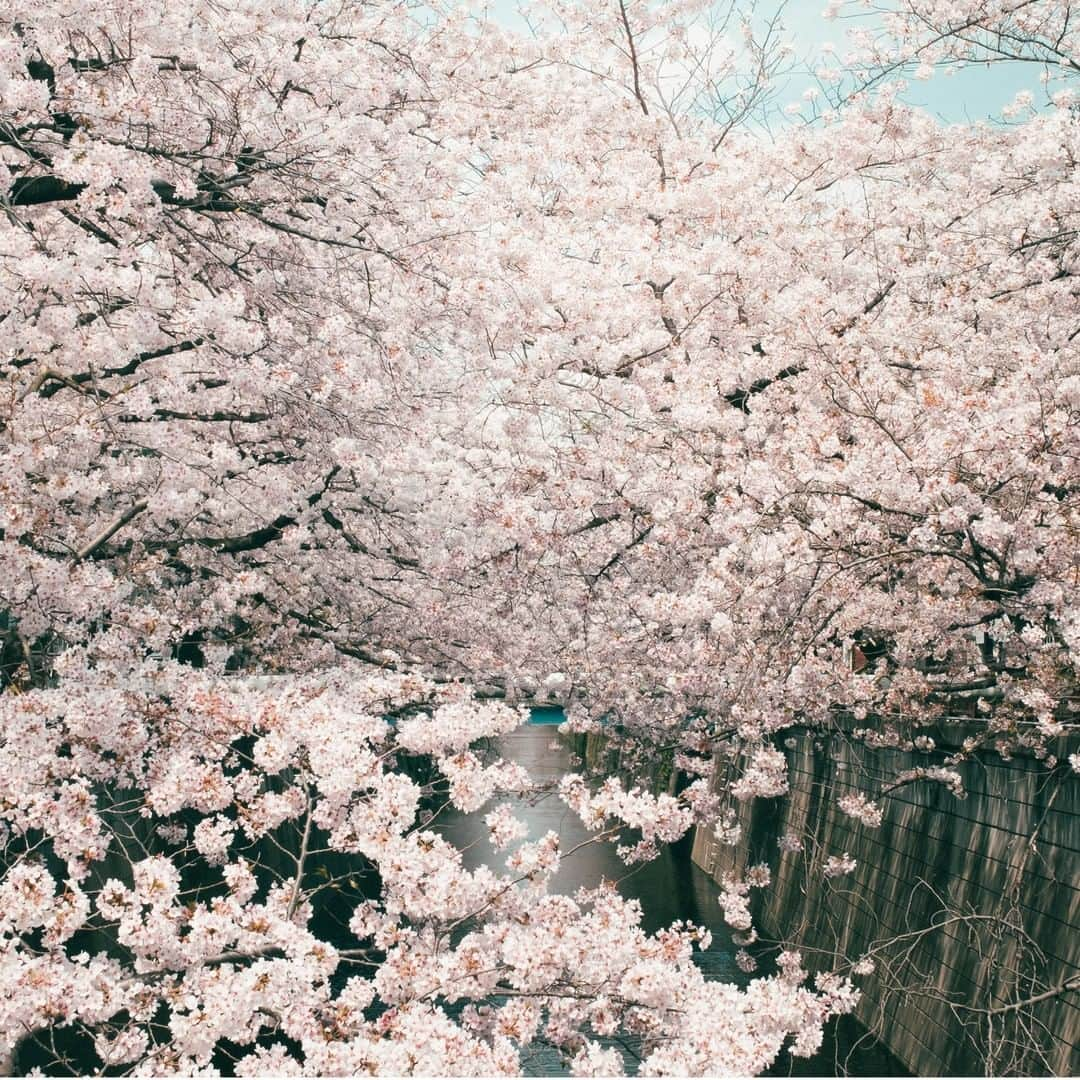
[773,0,1039,122]
[480,0,1046,126]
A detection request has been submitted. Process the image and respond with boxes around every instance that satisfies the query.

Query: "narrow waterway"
[436,714,908,1077]
[436,717,742,972]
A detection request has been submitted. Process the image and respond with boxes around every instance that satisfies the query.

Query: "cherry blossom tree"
[1,0,1076,1073]
[0,0,863,1073]
[827,0,1080,105]
[530,89,1078,773]
[437,51,1079,797]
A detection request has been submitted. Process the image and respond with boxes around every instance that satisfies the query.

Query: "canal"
[436,713,908,1077]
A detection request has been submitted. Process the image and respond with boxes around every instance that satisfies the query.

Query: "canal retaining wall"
[566,729,679,796]
[690,728,1080,1077]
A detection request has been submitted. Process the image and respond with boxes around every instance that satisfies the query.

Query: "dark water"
[436,716,908,1077]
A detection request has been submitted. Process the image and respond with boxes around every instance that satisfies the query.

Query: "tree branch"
[75,500,148,562]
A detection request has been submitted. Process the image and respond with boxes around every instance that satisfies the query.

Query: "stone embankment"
[691,728,1080,1077]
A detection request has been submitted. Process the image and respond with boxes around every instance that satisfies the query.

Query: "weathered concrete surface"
[567,729,678,795]
[692,731,1080,1077]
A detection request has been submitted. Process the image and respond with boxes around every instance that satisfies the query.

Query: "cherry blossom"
[823,854,858,879]
[1,0,1076,1073]
[837,793,884,828]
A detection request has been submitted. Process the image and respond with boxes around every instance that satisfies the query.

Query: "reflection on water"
[435,722,744,1075]
[436,718,908,1077]
[438,724,744,961]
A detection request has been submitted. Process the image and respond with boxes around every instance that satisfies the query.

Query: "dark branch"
[724,364,805,413]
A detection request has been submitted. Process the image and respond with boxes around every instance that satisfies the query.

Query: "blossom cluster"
[837,793,884,828]
[823,854,858,879]
[2,0,1076,1071]
[559,775,696,856]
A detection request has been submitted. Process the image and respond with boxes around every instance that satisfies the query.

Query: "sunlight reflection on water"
[435,718,746,1076]
[434,713,908,1077]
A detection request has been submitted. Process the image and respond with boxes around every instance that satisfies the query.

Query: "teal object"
[528,706,565,725]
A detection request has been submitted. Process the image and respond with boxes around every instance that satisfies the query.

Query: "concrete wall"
[691,730,1080,1076]
[567,729,679,795]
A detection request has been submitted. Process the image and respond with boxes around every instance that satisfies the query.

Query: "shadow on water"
[435,712,909,1078]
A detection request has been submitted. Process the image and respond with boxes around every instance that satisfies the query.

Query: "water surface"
[436,717,908,1077]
